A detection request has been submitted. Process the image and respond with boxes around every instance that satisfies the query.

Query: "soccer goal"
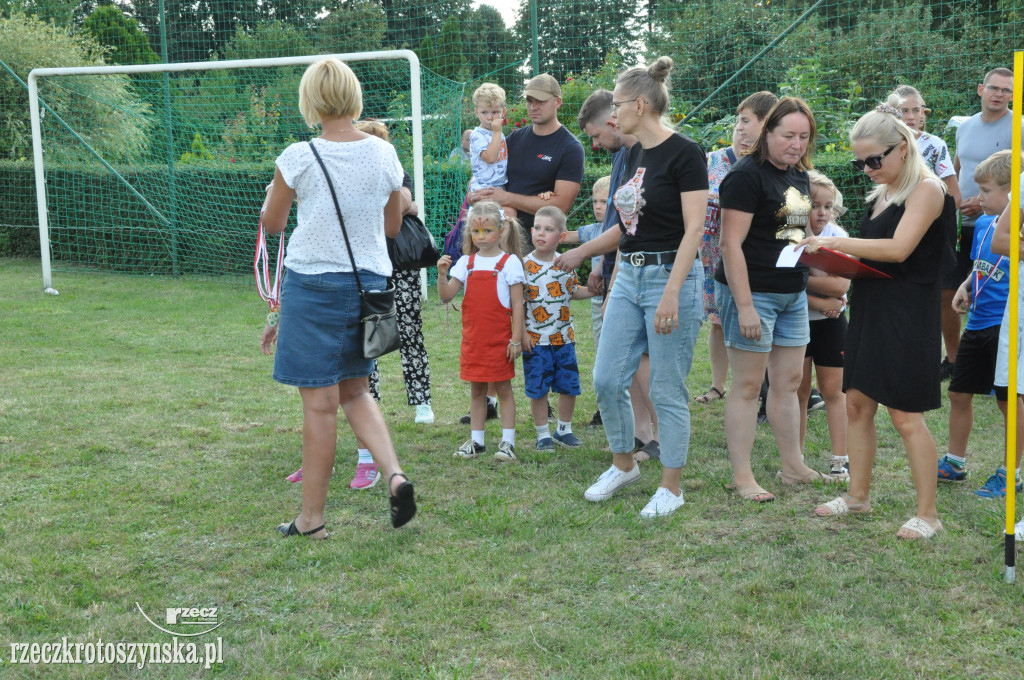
[28,50,424,291]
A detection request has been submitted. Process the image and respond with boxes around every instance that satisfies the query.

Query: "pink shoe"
[286,467,303,483]
[350,463,380,490]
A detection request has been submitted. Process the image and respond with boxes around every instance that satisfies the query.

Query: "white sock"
[835,455,849,462]
[487,395,498,407]
[471,430,485,446]
[502,428,516,446]
[946,453,966,467]
[535,424,550,440]
[357,448,373,465]
[556,420,572,434]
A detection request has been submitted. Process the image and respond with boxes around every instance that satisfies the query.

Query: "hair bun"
[647,56,673,84]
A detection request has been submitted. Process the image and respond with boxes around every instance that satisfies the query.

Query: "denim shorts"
[523,343,581,399]
[717,283,809,352]
[273,268,386,388]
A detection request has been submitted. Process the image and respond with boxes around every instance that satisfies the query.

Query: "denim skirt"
[273,268,386,388]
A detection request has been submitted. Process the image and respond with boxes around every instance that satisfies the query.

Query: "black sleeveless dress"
[843,193,956,412]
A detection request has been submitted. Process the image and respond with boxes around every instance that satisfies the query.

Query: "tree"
[461,3,523,91]
[513,0,641,82]
[0,11,151,161]
[82,4,160,65]
[318,0,387,54]
[420,14,465,80]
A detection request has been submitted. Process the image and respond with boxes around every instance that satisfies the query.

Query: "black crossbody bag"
[308,140,400,359]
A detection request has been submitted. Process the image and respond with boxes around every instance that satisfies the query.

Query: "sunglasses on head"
[851,144,897,171]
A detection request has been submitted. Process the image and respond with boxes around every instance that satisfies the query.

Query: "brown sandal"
[736,485,775,503]
[778,470,837,486]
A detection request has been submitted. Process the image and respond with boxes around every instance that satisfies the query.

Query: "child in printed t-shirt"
[798,171,851,481]
[469,83,516,218]
[522,206,595,450]
[437,200,526,462]
[941,150,1021,498]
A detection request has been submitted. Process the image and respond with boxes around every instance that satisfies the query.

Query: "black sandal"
[277,519,327,539]
[389,472,417,529]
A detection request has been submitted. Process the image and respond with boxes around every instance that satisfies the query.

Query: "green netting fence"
[0,0,1019,275]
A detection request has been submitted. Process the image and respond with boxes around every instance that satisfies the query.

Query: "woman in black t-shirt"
[555,57,708,518]
[715,97,836,502]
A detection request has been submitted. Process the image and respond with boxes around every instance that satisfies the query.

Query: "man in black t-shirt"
[467,74,585,234]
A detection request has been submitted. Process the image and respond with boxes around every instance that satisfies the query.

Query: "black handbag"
[308,141,401,359]
[388,213,440,270]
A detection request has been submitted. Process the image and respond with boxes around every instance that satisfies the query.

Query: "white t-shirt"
[916,132,954,179]
[469,126,508,191]
[807,221,848,321]
[523,252,579,346]
[276,136,404,276]
[448,251,525,308]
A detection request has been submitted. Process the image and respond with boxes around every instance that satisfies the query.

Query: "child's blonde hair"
[472,83,506,109]
[298,58,362,127]
[974,149,1015,188]
[535,205,568,233]
[807,170,847,224]
[355,120,389,141]
[593,175,611,196]
[463,200,524,257]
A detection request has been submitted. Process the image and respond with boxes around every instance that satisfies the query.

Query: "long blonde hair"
[850,109,943,206]
[462,201,524,258]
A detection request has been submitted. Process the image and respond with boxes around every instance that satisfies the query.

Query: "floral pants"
[368,267,432,405]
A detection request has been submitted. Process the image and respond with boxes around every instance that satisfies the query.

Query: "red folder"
[799,248,892,279]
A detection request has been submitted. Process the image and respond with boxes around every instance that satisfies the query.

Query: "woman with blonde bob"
[260,58,416,536]
[801,107,955,539]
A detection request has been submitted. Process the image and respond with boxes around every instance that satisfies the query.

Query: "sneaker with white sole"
[552,431,582,447]
[454,440,485,459]
[584,464,641,502]
[825,456,849,480]
[495,440,517,462]
[349,463,380,490]
[414,404,435,424]
[639,486,685,518]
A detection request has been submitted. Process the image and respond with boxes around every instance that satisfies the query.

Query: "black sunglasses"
[851,144,898,171]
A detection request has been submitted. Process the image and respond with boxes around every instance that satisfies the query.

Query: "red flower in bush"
[514,122,521,128]
[230,158,236,163]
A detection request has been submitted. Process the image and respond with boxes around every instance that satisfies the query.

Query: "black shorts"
[941,224,974,289]
[948,325,1000,395]
[804,314,847,368]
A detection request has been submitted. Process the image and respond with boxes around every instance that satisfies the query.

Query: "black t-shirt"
[614,133,708,253]
[714,155,810,293]
[505,124,585,231]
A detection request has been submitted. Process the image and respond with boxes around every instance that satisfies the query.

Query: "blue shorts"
[273,268,386,388]
[717,284,809,353]
[522,343,581,399]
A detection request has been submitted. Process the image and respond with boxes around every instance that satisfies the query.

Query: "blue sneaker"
[552,431,582,448]
[974,467,1023,499]
[535,437,555,451]
[937,457,967,482]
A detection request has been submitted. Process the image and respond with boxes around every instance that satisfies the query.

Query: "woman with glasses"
[553,56,708,518]
[801,107,955,539]
[714,97,827,503]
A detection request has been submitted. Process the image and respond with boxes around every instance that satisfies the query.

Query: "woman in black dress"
[802,107,954,539]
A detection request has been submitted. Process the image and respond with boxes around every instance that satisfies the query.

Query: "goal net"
[27,51,454,288]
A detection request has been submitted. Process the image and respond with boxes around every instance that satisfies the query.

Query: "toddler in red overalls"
[437,201,526,462]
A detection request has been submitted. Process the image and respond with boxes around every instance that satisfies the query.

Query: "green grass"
[2,257,1024,679]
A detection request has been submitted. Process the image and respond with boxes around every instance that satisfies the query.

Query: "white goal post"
[28,50,424,292]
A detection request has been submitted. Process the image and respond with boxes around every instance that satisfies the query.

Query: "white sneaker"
[640,487,685,518]
[1015,519,1024,541]
[584,464,641,502]
[414,404,435,424]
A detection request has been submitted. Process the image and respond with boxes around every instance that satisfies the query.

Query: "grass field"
[3,257,1024,679]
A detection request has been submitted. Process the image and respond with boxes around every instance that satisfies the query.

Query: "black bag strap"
[307,140,363,294]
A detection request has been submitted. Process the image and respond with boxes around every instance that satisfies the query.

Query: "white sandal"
[813,496,870,517]
[897,517,939,540]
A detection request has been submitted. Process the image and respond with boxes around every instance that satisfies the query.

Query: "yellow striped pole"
[1005,50,1022,584]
